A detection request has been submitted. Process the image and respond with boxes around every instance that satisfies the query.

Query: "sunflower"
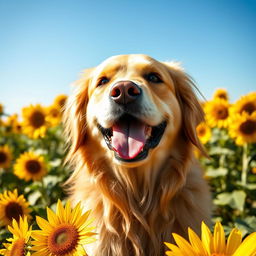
[31,200,96,256]
[4,114,22,134]
[204,99,230,128]
[165,221,256,256]
[0,145,12,169]
[46,105,62,126]
[196,122,212,144]
[252,167,256,174]
[22,104,49,139]
[14,152,47,182]
[230,92,256,116]
[213,88,229,101]
[0,103,3,115]
[53,94,68,111]
[0,189,31,226]
[229,112,256,145]
[0,216,32,256]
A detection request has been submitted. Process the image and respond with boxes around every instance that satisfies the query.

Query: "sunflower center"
[218,94,227,100]
[58,99,66,109]
[198,127,206,136]
[25,160,41,174]
[215,107,228,119]
[0,152,7,164]
[29,111,45,128]
[50,109,59,117]
[9,238,25,256]
[48,224,79,255]
[16,124,22,131]
[239,120,256,135]
[241,103,255,115]
[5,202,23,221]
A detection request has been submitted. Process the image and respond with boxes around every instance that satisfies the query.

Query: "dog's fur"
[64,54,211,256]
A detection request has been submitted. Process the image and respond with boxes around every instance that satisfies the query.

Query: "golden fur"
[63,54,211,256]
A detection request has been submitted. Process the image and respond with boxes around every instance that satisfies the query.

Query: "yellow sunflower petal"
[213,221,226,253]
[188,227,208,256]
[172,233,197,256]
[31,232,48,242]
[201,221,213,254]
[164,242,185,256]
[46,207,59,225]
[225,228,242,255]
[56,199,65,219]
[64,200,72,222]
[36,216,53,233]
[232,232,256,256]
[71,202,82,225]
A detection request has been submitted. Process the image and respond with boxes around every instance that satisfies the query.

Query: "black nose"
[110,81,141,104]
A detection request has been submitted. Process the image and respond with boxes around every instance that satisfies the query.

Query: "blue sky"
[0,0,255,114]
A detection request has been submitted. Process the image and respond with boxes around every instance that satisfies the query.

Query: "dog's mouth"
[98,114,167,162]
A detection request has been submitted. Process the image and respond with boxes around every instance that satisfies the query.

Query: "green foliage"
[0,123,71,247]
[200,127,256,235]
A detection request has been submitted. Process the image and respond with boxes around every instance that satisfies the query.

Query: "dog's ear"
[164,62,206,155]
[63,68,94,156]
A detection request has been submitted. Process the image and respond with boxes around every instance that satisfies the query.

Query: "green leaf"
[231,190,246,211]
[28,190,42,205]
[43,175,61,187]
[49,158,62,167]
[214,192,232,205]
[208,147,234,156]
[206,168,228,177]
[236,181,256,190]
[214,190,246,212]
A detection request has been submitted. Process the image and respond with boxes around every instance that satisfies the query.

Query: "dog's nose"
[110,81,141,104]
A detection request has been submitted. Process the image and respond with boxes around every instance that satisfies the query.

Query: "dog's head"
[64,54,204,167]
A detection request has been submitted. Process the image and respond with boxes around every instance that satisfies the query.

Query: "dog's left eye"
[145,73,163,83]
[97,77,110,86]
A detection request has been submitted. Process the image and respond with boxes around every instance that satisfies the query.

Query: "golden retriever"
[64,54,211,256]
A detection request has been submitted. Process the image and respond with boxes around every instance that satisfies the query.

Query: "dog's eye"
[97,77,109,86]
[145,73,163,83]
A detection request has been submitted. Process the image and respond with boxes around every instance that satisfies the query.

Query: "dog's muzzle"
[97,80,167,162]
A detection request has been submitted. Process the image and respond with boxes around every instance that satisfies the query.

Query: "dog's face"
[66,54,204,167]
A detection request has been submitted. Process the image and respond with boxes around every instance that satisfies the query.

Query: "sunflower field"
[0,90,256,255]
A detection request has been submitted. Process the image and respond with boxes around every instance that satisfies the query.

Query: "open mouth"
[97,114,167,162]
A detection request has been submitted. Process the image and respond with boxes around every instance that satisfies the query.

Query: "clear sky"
[0,0,255,114]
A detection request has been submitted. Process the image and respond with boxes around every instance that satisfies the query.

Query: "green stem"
[40,179,49,207]
[241,143,248,186]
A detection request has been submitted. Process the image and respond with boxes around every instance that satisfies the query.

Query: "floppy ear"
[63,68,94,156]
[164,62,206,155]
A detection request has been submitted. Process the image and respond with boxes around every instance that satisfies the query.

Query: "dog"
[63,54,211,256]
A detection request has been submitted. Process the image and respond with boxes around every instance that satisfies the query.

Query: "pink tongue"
[112,119,146,159]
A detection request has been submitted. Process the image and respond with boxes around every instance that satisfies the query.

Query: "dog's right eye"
[97,77,109,86]
[145,72,163,83]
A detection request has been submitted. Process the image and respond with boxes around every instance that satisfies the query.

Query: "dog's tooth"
[145,126,152,138]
